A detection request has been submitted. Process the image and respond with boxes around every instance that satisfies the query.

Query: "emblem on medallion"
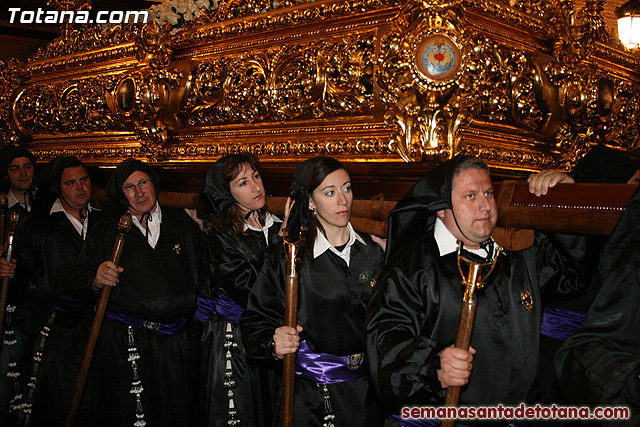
[346,353,364,370]
[415,34,461,82]
[144,321,160,330]
[359,271,370,283]
[172,243,182,255]
[520,290,533,311]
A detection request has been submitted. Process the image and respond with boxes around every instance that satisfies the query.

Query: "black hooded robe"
[241,231,385,427]
[366,229,580,420]
[556,185,640,427]
[537,144,640,410]
[365,155,581,425]
[7,208,102,426]
[196,220,283,427]
[195,156,283,427]
[70,207,207,427]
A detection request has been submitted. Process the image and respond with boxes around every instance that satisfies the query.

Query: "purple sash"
[540,306,586,340]
[49,293,95,320]
[106,311,186,335]
[295,340,365,385]
[195,291,244,323]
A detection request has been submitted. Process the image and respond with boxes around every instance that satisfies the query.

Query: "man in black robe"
[527,144,640,413]
[0,156,101,425]
[0,145,36,423]
[556,184,640,426]
[69,158,209,427]
[366,155,579,426]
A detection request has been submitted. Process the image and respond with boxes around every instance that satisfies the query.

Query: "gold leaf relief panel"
[180,33,376,127]
[12,76,128,138]
[0,59,20,144]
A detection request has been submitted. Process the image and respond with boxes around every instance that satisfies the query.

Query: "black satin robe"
[8,209,102,426]
[241,231,385,427]
[365,230,581,421]
[556,186,640,426]
[207,222,281,305]
[70,207,209,427]
[197,222,282,427]
[555,263,640,426]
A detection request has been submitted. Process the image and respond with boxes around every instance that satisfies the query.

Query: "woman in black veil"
[241,156,385,427]
[196,153,282,427]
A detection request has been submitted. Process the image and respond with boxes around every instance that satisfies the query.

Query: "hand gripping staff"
[65,212,133,427]
[281,196,307,427]
[0,209,19,349]
[440,242,502,427]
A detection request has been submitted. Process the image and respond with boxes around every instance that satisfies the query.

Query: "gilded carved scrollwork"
[377,0,640,166]
[0,59,21,145]
[378,1,471,162]
[378,1,556,164]
[103,22,182,159]
[165,136,392,160]
[12,76,127,137]
[2,0,640,172]
[546,0,640,166]
[180,34,375,126]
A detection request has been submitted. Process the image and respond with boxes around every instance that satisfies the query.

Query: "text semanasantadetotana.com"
[401,404,630,421]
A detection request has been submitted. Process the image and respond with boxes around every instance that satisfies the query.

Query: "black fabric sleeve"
[556,264,640,412]
[209,229,261,308]
[239,245,287,361]
[534,231,585,299]
[365,240,445,409]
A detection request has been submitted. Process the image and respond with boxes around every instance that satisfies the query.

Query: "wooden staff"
[0,211,19,346]
[281,226,306,427]
[441,244,501,427]
[65,211,133,427]
[0,193,7,244]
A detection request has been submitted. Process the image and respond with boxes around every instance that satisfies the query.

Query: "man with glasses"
[69,158,210,427]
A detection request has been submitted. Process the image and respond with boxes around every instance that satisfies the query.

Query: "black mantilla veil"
[287,156,348,253]
[105,158,160,214]
[199,158,236,231]
[198,153,266,234]
[385,154,471,261]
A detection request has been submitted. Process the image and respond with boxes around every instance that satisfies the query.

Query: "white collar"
[131,202,162,248]
[244,212,282,245]
[7,189,30,211]
[313,222,365,266]
[243,211,282,232]
[49,198,96,239]
[49,198,95,216]
[433,217,495,259]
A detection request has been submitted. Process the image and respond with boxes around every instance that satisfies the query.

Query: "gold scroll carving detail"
[180,34,375,126]
[376,0,640,167]
[0,59,20,145]
[2,0,640,171]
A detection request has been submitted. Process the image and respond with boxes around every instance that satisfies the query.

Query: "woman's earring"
[312,209,317,217]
